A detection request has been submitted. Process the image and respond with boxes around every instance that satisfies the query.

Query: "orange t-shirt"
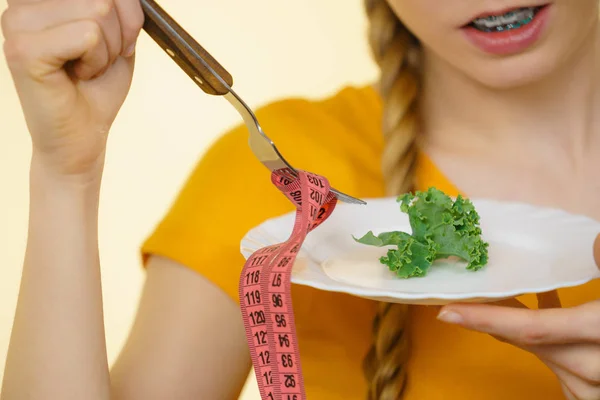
[141,85,599,399]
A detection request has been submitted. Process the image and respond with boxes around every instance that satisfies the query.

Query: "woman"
[1,0,600,398]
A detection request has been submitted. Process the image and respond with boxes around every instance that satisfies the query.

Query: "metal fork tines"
[224,91,366,205]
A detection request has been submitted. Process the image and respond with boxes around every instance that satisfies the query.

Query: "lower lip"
[462,5,551,55]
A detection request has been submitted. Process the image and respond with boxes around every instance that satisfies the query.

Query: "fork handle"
[140,0,233,95]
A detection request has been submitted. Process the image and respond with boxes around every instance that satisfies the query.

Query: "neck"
[421,23,600,165]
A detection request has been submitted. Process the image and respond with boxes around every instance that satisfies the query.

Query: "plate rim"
[240,196,600,300]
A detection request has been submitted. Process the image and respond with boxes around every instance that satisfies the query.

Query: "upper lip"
[462,3,548,26]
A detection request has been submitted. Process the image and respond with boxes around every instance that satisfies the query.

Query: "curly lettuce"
[354,187,489,278]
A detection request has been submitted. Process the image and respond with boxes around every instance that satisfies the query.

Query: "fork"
[139,0,366,205]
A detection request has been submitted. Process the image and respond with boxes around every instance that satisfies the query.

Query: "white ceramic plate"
[240,197,600,305]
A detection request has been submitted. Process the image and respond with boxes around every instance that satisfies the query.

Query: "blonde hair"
[363,0,422,398]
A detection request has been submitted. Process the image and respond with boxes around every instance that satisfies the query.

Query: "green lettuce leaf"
[354,187,489,278]
[354,231,438,278]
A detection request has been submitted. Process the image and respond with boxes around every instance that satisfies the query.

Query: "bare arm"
[1,159,111,399]
[110,255,252,400]
[1,159,251,399]
[1,0,251,396]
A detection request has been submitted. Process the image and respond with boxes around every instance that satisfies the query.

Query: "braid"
[363,0,422,399]
[365,0,421,194]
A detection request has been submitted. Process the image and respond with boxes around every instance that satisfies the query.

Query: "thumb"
[594,233,600,269]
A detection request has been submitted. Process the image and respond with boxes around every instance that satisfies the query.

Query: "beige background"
[0,0,377,398]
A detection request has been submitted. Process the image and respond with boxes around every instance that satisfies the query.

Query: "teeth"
[473,7,536,28]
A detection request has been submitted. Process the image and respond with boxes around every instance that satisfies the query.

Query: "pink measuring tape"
[239,169,338,400]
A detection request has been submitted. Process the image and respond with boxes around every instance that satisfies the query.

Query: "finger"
[560,384,578,400]
[534,343,600,387]
[545,361,579,400]
[94,0,123,65]
[1,0,106,36]
[2,0,122,67]
[437,301,600,346]
[430,298,527,330]
[559,383,577,400]
[537,290,562,309]
[594,233,600,269]
[4,19,109,82]
[113,0,144,57]
[545,358,600,400]
[6,0,42,7]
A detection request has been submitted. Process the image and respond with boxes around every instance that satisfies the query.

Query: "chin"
[461,49,565,90]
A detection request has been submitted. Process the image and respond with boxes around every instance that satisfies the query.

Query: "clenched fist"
[2,0,144,178]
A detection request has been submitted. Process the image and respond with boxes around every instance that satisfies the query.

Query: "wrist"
[28,153,103,237]
[30,149,105,192]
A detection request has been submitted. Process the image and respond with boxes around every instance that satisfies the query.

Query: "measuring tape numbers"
[239,169,338,400]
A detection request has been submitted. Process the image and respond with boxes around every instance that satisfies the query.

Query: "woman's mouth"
[468,6,543,33]
[461,4,552,55]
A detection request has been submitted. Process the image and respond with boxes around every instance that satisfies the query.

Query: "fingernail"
[123,41,136,57]
[437,310,463,324]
